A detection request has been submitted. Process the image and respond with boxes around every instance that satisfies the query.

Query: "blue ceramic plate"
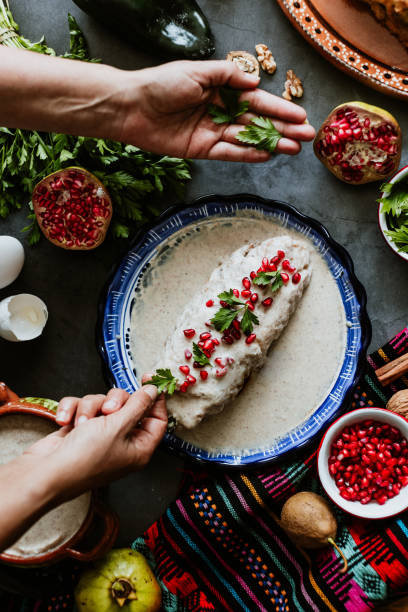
[97,194,371,467]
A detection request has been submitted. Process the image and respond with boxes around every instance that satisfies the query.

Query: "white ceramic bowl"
[318,407,408,519]
[378,164,408,263]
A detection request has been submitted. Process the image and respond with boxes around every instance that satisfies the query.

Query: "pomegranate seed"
[215,357,226,367]
[222,336,234,345]
[198,341,205,349]
[216,368,227,377]
[185,350,192,360]
[241,289,251,298]
[232,289,240,297]
[281,260,296,273]
[203,339,214,351]
[179,365,190,375]
[232,319,241,330]
[242,277,251,290]
[262,297,273,307]
[281,273,289,283]
[262,257,269,268]
[292,273,301,284]
[270,255,280,265]
[220,300,229,308]
[200,332,211,340]
[269,262,277,272]
[232,329,241,340]
[206,299,214,307]
[277,250,285,261]
[250,271,257,279]
[200,370,208,381]
[250,293,258,303]
[180,382,189,393]
[245,301,255,311]
[245,333,256,344]
[212,338,220,346]
[205,321,213,328]
[183,329,196,338]
[186,374,196,384]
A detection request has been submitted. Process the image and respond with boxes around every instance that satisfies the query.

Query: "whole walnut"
[386,390,408,417]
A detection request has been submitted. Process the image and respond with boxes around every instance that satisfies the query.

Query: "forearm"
[0,47,134,141]
[0,455,58,552]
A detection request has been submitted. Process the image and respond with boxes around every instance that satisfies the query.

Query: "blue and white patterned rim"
[97,195,371,467]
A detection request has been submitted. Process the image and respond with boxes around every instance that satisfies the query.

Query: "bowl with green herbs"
[378,165,408,262]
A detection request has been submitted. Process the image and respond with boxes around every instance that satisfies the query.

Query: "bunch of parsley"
[0,4,191,244]
[379,177,408,253]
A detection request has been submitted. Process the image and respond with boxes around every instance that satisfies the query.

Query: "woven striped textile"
[1,328,408,611]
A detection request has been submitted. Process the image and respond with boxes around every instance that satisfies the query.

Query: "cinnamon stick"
[375,352,408,387]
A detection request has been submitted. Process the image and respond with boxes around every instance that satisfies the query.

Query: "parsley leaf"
[378,179,408,216]
[192,343,212,367]
[217,289,245,307]
[385,225,408,253]
[211,307,240,332]
[241,308,259,335]
[236,116,282,153]
[253,270,284,292]
[147,369,178,395]
[208,88,249,124]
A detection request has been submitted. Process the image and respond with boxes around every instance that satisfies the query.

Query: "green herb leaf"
[217,289,244,307]
[241,307,259,335]
[147,369,178,395]
[192,342,212,367]
[208,88,249,124]
[378,180,408,216]
[253,270,284,291]
[385,225,408,253]
[211,307,240,332]
[236,116,282,153]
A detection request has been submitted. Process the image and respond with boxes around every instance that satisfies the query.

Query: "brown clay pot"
[0,383,119,567]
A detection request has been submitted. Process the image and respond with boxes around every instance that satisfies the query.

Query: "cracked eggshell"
[0,294,48,342]
[0,236,25,289]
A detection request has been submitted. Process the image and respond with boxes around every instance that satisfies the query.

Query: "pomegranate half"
[314,102,402,185]
[32,167,112,250]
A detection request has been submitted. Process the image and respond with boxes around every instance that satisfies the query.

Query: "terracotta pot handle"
[0,382,19,406]
[65,500,119,562]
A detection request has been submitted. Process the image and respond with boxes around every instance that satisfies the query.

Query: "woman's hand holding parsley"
[0,384,167,552]
[0,48,315,162]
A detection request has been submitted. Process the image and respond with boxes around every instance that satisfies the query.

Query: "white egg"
[0,236,25,289]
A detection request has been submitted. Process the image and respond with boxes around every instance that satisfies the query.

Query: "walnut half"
[255,43,277,75]
[282,70,303,101]
[226,51,259,77]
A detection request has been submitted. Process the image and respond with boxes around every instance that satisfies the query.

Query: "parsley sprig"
[379,177,408,253]
[211,289,259,335]
[147,369,178,395]
[208,89,282,153]
[253,270,284,291]
[193,343,212,367]
[208,88,249,124]
[236,116,282,153]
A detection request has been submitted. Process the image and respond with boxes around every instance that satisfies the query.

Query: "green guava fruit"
[75,548,161,611]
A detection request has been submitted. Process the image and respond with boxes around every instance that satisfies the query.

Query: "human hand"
[117,59,315,162]
[24,384,167,502]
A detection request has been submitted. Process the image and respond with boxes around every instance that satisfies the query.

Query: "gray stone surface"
[1,0,407,545]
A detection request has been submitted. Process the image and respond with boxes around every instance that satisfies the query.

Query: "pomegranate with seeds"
[32,167,112,250]
[314,102,402,184]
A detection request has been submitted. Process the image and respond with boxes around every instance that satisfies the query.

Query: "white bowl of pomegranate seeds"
[378,164,408,263]
[318,408,408,519]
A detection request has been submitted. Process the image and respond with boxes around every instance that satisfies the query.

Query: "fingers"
[56,396,80,426]
[113,385,158,432]
[222,124,303,156]
[194,59,260,90]
[101,388,130,414]
[207,141,271,163]
[241,88,308,124]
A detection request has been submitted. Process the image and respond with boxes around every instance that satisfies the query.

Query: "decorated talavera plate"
[97,195,371,467]
[276,0,408,100]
